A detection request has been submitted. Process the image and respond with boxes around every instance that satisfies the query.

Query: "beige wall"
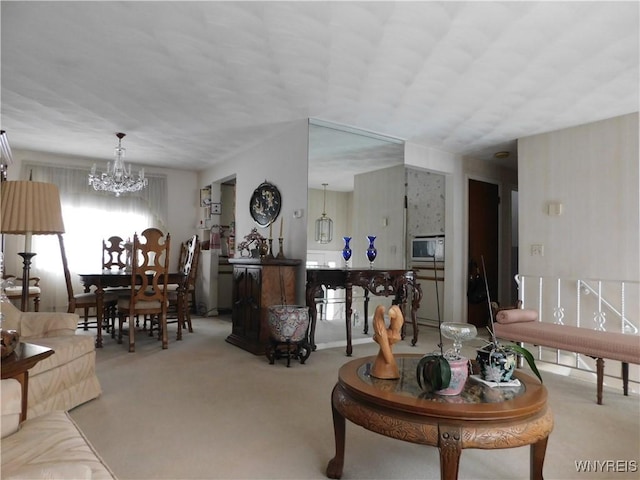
[199,119,310,304]
[518,113,639,282]
[353,164,407,270]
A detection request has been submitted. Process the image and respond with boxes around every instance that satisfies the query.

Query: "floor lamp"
[0,180,65,311]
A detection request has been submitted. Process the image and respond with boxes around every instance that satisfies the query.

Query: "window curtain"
[20,161,168,311]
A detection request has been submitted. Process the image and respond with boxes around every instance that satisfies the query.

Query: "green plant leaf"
[508,344,543,384]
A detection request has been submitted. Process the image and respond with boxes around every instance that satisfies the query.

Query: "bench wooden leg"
[622,362,629,396]
[596,357,604,405]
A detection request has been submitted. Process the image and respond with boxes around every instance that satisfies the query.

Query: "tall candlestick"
[269,222,272,239]
[279,217,284,238]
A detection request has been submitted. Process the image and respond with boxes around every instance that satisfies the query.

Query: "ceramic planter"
[476,347,517,382]
[435,357,470,395]
[267,305,309,343]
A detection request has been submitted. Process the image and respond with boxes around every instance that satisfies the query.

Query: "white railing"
[515,274,639,392]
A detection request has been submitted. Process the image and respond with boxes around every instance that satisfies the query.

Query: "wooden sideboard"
[225,258,301,355]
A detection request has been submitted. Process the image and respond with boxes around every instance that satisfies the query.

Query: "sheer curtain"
[24,161,168,311]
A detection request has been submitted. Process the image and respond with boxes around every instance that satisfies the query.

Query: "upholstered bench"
[493,308,640,405]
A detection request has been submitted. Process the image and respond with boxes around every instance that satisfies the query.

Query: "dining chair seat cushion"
[5,286,41,295]
[73,291,118,307]
[117,298,167,311]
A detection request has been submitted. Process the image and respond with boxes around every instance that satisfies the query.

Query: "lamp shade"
[1,181,65,235]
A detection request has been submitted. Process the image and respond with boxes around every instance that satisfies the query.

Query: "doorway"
[467,179,499,328]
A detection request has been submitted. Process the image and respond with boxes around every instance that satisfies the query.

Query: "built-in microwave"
[411,235,445,262]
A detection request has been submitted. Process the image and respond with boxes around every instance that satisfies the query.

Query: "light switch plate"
[547,202,563,216]
[531,244,544,256]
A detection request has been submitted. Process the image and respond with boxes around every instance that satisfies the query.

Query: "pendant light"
[315,183,333,244]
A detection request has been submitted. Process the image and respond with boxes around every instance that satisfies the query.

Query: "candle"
[24,232,32,253]
[279,217,283,238]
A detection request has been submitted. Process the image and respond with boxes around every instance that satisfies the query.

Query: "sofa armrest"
[18,312,79,338]
[1,301,78,337]
[1,379,22,438]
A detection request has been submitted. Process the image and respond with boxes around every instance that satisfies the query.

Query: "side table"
[1,342,54,422]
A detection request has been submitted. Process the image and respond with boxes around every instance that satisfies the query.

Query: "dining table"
[78,270,186,348]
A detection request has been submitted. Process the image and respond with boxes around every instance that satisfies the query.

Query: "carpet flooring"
[69,315,639,480]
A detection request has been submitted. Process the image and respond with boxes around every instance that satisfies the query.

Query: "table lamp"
[1,180,65,311]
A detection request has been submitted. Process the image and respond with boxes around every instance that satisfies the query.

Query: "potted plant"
[477,316,543,384]
[416,259,475,395]
[475,258,543,384]
[416,323,476,395]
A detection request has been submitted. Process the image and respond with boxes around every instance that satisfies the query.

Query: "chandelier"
[88,132,147,197]
[315,183,333,244]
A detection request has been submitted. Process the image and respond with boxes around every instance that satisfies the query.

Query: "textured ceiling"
[1,1,638,191]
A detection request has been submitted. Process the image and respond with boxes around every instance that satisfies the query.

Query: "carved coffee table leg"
[327,385,346,479]
[530,436,549,480]
[438,425,462,480]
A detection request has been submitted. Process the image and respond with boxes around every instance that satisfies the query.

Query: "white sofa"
[1,379,116,479]
[1,301,102,418]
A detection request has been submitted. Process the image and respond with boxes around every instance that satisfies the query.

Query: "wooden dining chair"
[117,228,171,352]
[186,238,201,314]
[58,233,118,332]
[164,234,198,337]
[102,235,127,270]
[2,275,41,312]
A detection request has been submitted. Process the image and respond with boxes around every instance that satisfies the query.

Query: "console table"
[305,268,422,355]
[327,355,553,480]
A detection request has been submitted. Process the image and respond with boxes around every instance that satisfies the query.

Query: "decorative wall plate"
[250,181,281,227]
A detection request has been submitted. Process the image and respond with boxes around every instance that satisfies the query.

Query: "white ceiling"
[2,1,638,191]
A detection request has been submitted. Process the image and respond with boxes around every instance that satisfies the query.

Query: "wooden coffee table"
[1,342,54,422]
[326,354,553,480]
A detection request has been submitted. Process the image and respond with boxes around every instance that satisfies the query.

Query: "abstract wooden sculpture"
[371,304,404,379]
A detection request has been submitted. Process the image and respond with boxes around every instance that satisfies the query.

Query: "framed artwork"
[249,181,281,227]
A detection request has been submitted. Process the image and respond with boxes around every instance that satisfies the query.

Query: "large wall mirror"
[306,119,405,263]
[307,120,405,347]
[307,119,447,346]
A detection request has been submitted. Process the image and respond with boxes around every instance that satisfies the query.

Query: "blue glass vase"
[366,235,377,268]
[342,236,352,266]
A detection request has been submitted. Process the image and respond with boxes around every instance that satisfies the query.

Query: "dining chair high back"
[102,235,127,270]
[187,237,201,313]
[58,233,117,332]
[117,228,171,352]
[166,234,198,337]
